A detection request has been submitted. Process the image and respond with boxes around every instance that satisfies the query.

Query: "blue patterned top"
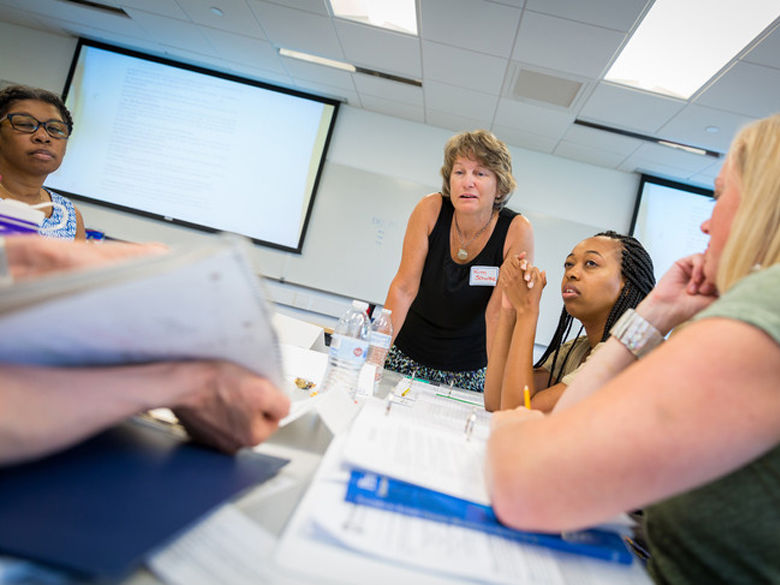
[40,190,78,239]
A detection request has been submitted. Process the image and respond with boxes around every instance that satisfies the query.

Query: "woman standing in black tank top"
[381,130,534,392]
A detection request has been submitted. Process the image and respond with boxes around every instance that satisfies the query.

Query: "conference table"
[0,357,653,585]
[117,358,654,585]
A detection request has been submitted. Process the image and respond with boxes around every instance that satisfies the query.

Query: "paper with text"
[342,397,490,504]
[276,435,568,585]
[147,505,279,585]
[0,236,282,387]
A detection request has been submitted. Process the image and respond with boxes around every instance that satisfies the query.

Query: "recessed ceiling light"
[210,7,224,17]
[605,0,780,99]
[278,48,356,73]
[329,0,418,35]
[278,47,422,87]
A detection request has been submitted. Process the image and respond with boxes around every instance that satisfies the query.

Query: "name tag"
[469,266,498,286]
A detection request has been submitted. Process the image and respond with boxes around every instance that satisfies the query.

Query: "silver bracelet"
[610,308,663,359]
[0,237,12,287]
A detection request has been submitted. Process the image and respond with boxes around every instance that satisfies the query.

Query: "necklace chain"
[453,210,495,260]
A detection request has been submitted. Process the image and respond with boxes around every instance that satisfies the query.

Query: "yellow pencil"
[523,385,531,410]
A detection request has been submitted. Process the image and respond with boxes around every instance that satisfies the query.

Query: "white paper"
[276,435,569,585]
[272,313,325,350]
[311,481,566,585]
[342,398,490,504]
[316,386,360,435]
[0,236,282,387]
[147,505,277,585]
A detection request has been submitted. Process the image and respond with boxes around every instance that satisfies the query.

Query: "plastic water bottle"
[321,300,370,400]
[366,307,393,387]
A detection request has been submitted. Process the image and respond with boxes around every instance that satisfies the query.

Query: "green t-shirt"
[644,264,780,585]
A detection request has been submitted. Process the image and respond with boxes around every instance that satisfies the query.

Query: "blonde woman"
[486,114,780,584]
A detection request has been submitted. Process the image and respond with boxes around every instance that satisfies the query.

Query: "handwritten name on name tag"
[469,266,498,286]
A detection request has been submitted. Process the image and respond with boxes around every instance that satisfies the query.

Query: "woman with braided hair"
[484,231,654,412]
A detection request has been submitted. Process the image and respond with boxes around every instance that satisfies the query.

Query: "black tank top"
[394,195,517,371]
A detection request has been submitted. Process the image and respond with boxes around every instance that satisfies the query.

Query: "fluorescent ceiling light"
[330,0,418,35]
[657,141,707,156]
[278,48,356,72]
[278,47,422,87]
[605,0,780,99]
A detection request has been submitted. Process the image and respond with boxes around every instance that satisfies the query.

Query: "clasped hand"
[498,252,547,313]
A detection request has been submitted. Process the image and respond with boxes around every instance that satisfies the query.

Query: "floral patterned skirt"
[384,345,486,393]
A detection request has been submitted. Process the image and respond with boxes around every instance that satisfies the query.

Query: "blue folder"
[345,469,632,565]
[0,420,289,582]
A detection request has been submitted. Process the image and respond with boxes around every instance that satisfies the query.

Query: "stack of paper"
[0,234,282,386]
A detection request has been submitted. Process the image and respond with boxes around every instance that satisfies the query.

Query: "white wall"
[0,21,640,332]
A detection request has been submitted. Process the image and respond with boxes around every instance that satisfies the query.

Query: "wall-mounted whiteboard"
[266,163,604,345]
[77,162,608,346]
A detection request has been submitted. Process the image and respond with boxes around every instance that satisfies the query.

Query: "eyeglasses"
[0,113,70,139]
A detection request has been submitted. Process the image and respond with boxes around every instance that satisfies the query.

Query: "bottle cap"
[352,300,369,313]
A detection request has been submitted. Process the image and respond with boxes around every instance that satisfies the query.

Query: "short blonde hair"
[717,113,780,292]
[440,130,517,210]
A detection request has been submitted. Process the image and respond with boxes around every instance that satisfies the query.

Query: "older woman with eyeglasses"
[0,85,85,239]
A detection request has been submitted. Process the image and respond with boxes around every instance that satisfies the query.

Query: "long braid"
[533,309,575,386]
[534,231,655,383]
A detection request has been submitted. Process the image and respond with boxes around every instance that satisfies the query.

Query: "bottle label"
[369,331,392,349]
[330,334,369,367]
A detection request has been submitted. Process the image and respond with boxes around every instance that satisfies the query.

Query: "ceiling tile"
[119,0,187,19]
[696,61,780,119]
[554,141,627,168]
[658,104,757,153]
[561,123,643,155]
[360,94,425,123]
[688,160,724,188]
[420,0,522,58]
[334,20,421,78]
[175,0,265,38]
[0,4,57,31]
[512,11,625,78]
[619,142,718,177]
[494,98,574,139]
[579,82,685,134]
[424,79,499,121]
[262,0,329,16]
[492,124,558,153]
[290,78,359,106]
[220,61,292,87]
[426,108,493,134]
[354,74,423,106]
[201,28,284,72]
[487,0,526,8]
[126,9,214,53]
[742,21,780,69]
[2,0,772,188]
[248,0,343,60]
[5,0,152,38]
[524,0,649,32]
[422,41,507,96]
[34,17,157,52]
[281,56,356,90]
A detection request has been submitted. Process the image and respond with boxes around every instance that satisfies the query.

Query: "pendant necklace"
[453,210,495,261]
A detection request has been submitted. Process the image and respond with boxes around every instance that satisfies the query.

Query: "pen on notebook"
[523,385,531,410]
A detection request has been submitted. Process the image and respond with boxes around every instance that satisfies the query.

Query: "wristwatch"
[610,308,663,359]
